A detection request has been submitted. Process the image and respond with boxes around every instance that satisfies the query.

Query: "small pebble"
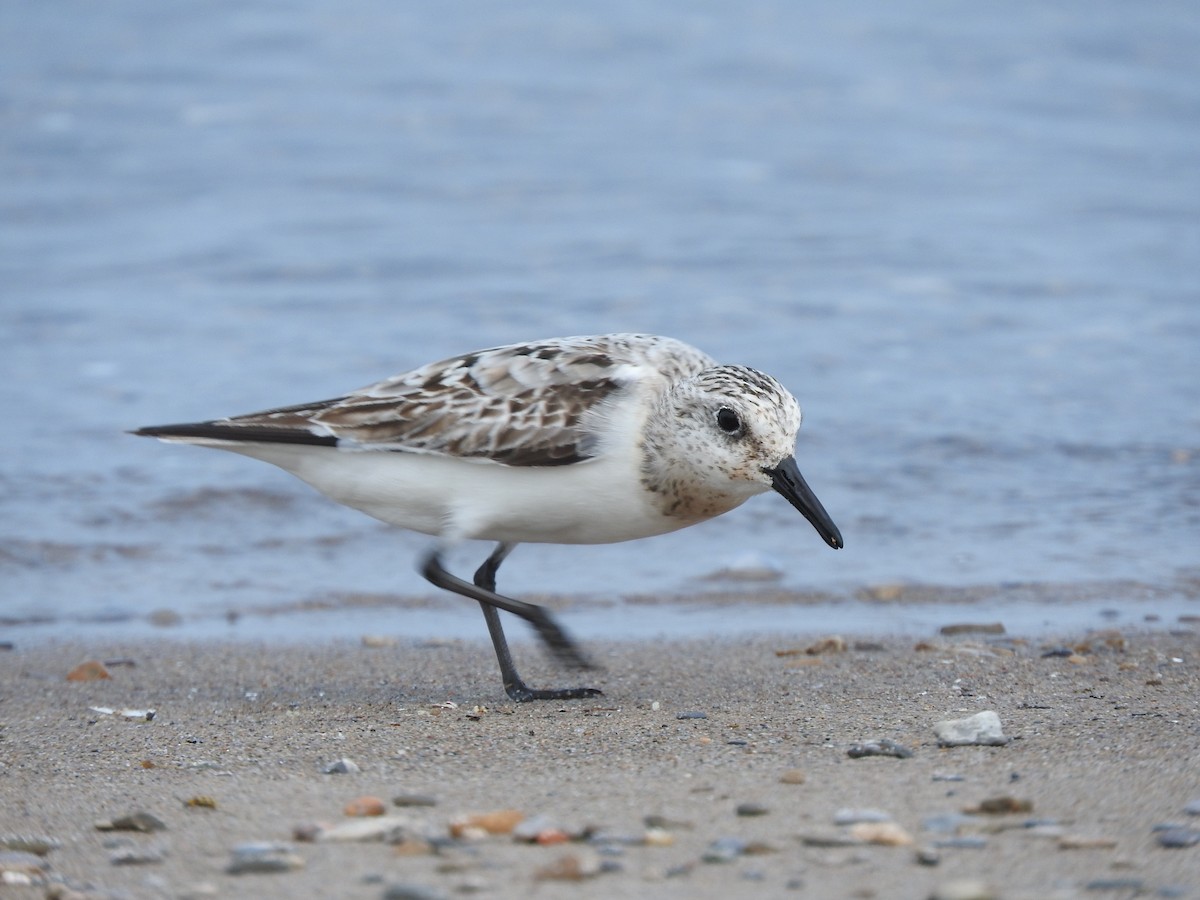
[933,711,1009,747]
[1084,878,1145,891]
[1058,834,1118,850]
[1157,828,1200,849]
[676,711,707,720]
[805,635,847,654]
[922,812,973,833]
[535,850,602,881]
[1041,646,1073,658]
[779,769,806,785]
[292,822,327,843]
[322,758,361,775]
[318,816,420,843]
[449,809,523,837]
[344,796,387,817]
[392,794,437,808]
[798,831,864,848]
[932,773,965,782]
[915,847,941,866]
[939,622,1005,636]
[227,842,304,874]
[89,706,155,721]
[834,809,892,826]
[381,884,448,900]
[109,844,167,865]
[736,803,769,817]
[848,822,913,846]
[0,835,61,855]
[932,836,988,850]
[853,640,886,652]
[96,812,167,833]
[929,880,996,900]
[643,828,674,847]
[644,814,692,830]
[67,660,110,682]
[702,837,747,863]
[1184,799,1200,817]
[966,796,1032,815]
[847,738,913,759]
[361,635,399,648]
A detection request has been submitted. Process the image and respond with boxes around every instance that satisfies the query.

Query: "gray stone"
[110,844,167,865]
[736,803,769,817]
[933,711,1009,747]
[382,884,447,900]
[1157,828,1200,848]
[1084,878,1145,891]
[392,794,437,808]
[833,808,891,826]
[702,837,746,863]
[932,836,988,850]
[0,835,61,855]
[847,738,913,759]
[321,757,361,774]
[929,879,997,900]
[798,831,864,848]
[915,846,941,866]
[317,816,421,843]
[227,842,305,874]
[95,812,167,833]
[922,812,973,833]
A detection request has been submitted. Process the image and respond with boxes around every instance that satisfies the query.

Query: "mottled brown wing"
[136,335,713,467]
[309,345,626,465]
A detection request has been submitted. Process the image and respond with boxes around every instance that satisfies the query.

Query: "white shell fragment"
[89,707,156,721]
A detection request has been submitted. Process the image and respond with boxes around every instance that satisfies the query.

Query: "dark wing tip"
[131,422,338,447]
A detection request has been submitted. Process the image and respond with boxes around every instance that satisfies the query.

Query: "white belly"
[215,442,704,545]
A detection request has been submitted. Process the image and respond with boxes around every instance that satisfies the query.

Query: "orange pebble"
[67,660,111,682]
[449,809,524,837]
[343,796,386,817]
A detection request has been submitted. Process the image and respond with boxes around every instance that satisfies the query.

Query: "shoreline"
[1,625,1198,898]
[5,575,1198,646]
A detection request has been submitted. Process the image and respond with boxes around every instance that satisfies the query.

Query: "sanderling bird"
[134,333,842,701]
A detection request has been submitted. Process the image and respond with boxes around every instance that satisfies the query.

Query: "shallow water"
[2,3,1198,642]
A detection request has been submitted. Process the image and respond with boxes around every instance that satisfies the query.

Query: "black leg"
[421,546,602,702]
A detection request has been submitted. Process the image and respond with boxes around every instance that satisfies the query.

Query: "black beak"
[765,457,843,550]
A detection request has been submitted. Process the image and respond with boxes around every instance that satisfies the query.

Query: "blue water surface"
[2,2,1197,639]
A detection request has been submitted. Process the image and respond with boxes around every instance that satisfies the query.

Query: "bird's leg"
[421,546,602,702]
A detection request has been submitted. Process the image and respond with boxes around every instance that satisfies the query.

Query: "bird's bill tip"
[765,457,843,550]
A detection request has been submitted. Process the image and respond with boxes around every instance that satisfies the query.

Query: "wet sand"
[1,625,1197,899]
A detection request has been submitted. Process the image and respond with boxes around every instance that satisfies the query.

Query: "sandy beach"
[2,624,1197,899]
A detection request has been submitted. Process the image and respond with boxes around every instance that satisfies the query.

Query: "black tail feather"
[132,422,338,446]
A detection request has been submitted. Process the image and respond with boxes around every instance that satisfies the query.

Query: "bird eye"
[715,407,742,434]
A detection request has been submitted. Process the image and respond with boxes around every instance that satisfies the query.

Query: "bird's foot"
[505,681,603,703]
